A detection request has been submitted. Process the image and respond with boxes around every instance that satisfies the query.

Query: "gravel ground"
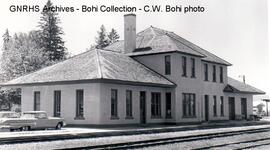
[137,131,270,150]
[1,125,270,150]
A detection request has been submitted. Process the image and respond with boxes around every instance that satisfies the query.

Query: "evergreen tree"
[38,0,67,61]
[0,31,50,110]
[108,28,120,44]
[2,29,11,50]
[95,25,109,49]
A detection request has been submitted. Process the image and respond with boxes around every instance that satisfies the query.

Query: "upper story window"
[220,66,224,83]
[204,64,208,81]
[212,65,216,82]
[165,55,171,75]
[182,56,187,77]
[191,58,195,78]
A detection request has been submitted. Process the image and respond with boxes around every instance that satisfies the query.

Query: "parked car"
[21,111,65,130]
[0,111,36,131]
[0,111,65,131]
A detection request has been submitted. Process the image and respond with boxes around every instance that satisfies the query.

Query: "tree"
[0,31,50,110]
[38,0,67,61]
[108,28,120,44]
[2,29,11,50]
[256,103,265,113]
[95,25,109,49]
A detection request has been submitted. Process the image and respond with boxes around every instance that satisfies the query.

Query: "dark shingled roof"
[224,77,265,94]
[3,49,175,87]
[106,26,232,66]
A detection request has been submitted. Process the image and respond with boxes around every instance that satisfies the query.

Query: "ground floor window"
[220,96,224,116]
[213,95,217,116]
[34,91,40,111]
[182,93,196,117]
[151,92,161,118]
[54,90,61,117]
[76,90,84,118]
[126,90,132,118]
[111,89,118,118]
[166,92,172,118]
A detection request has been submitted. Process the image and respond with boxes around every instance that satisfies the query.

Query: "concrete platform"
[0,120,270,144]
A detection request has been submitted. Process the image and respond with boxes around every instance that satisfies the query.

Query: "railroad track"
[57,127,270,150]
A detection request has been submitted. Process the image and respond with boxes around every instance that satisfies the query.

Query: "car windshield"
[0,112,19,118]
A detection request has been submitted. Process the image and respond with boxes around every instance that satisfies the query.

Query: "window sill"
[110,116,119,120]
[74,116,85,120]
[182,116,197,118]
[151,116,162,119]
[125,116,134,119]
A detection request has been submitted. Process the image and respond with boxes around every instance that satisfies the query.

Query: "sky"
[0,0,269,104]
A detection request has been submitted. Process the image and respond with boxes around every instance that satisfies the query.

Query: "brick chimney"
[124,14,136,53]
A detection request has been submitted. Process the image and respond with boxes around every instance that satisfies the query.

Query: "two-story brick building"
[2,14,265,125]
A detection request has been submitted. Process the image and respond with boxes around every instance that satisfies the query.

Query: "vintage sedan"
[0,111,36,131]
[0,111,65,131]
[21,111,66,130]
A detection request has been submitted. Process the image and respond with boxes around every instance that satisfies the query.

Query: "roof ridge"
[168,32,231,65]
[165,33,206,57]
[95,49,103,78]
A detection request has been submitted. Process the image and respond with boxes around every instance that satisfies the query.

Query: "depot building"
[2,14,265,126]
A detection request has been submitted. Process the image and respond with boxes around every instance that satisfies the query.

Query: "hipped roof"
[224,77,265,94]
[106,26,232,66]
[2,49,175,87]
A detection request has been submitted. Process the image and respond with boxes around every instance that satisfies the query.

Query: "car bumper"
[0,125,12,131]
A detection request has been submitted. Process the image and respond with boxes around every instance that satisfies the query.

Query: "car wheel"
[21,126,30,131]
[56,123,62,130]
[10,129,14,132]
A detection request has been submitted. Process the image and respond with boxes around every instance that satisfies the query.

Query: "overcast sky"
[0,0,269,103]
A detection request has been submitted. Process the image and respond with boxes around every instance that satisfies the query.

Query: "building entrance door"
[204,95,209,121]
[241,98,247,119]
[229,97,236,120]
[140,91,146,124]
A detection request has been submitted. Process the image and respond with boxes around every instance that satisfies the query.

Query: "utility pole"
[239,75,246,84]
[262,99,270,116]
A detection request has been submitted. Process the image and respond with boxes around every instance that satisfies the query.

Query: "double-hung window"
[151,92,161,118]
[126,90,133,118]
[182,93,196,117]
[76,90,84,118]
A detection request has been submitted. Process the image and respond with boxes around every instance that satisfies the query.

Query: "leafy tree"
[0,31,50,110]
[108,28,120,44]
[38,0,67,61]
[257,103,265,113]
[95,25,110,49]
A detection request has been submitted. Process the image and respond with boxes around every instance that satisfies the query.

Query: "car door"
[35,113,50,129]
